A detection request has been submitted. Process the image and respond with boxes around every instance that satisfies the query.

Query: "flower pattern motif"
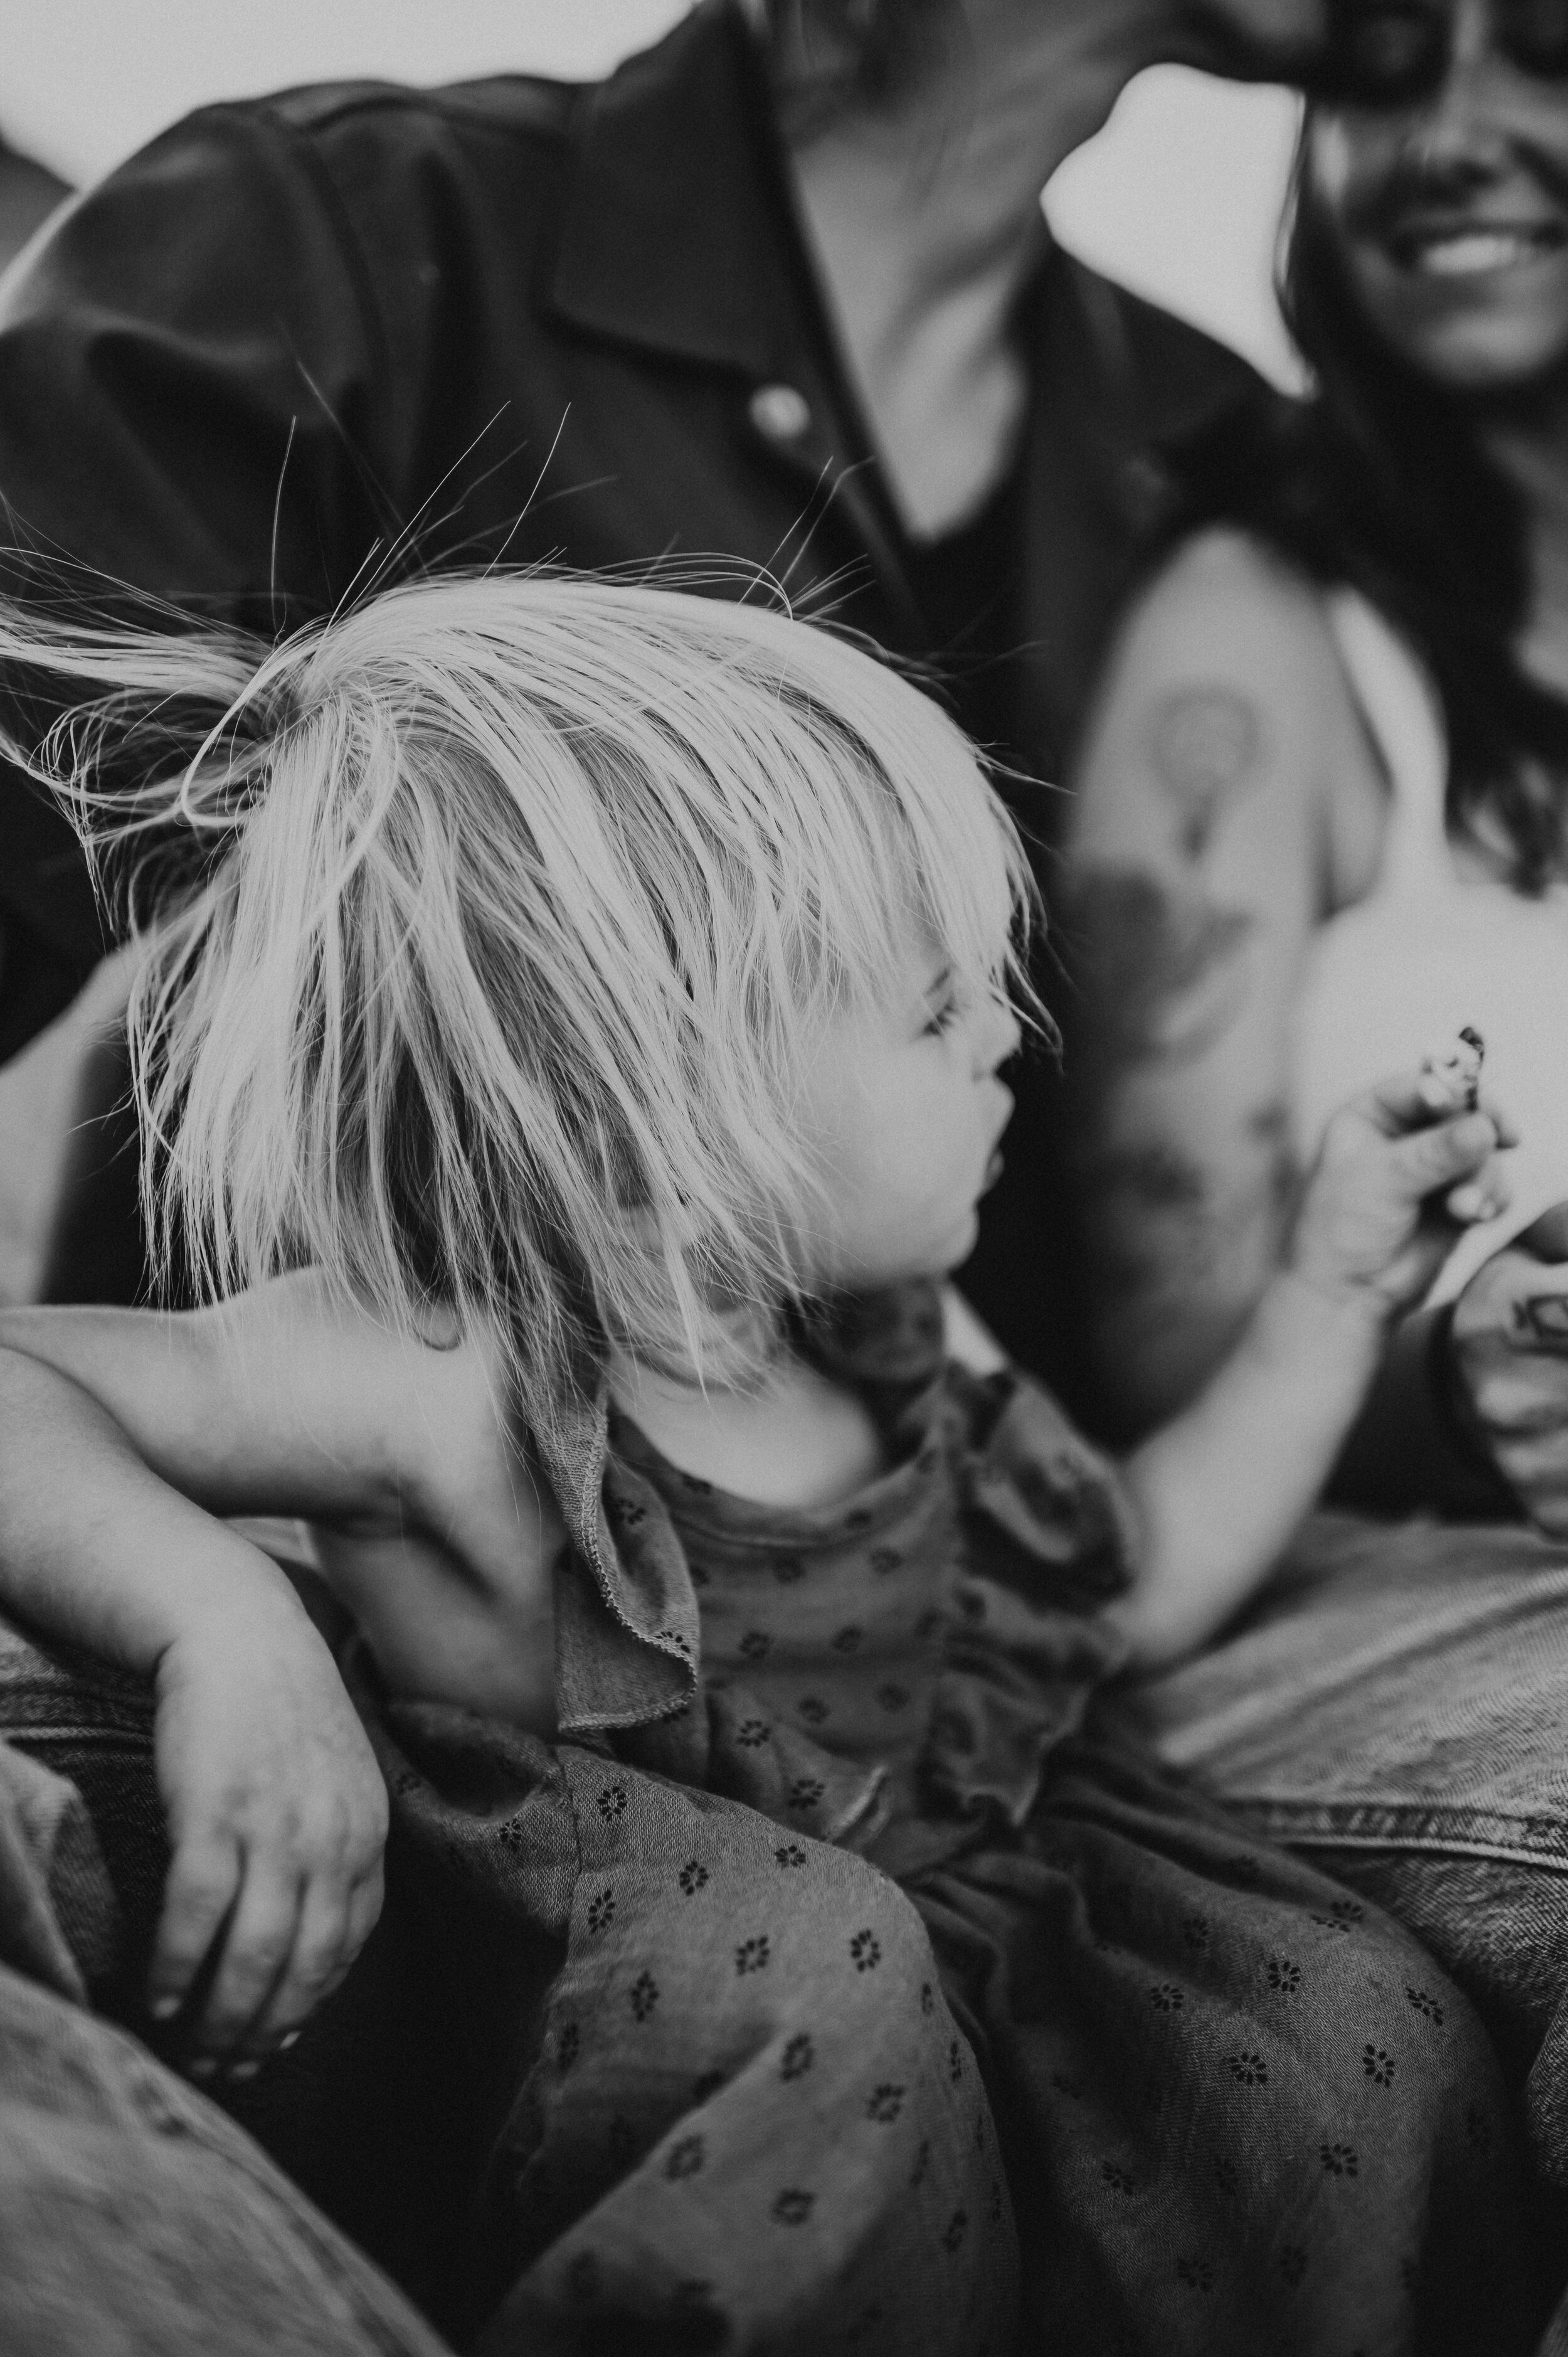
[1362,2046,1396,2088]
[501,1282,1517,2354]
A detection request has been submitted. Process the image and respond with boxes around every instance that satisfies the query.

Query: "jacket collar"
[546,0,804,381]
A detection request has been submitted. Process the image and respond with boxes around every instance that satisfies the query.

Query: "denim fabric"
[0,1711,452,2357]
[0,1617,493,2337]
[1124,1512,1568,2189]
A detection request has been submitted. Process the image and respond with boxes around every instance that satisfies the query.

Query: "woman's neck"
[781,0,1178,537]
[607,1342,888,1512]
[1483,397,1568,700]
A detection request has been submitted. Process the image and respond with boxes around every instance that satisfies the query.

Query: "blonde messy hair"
[1,575,1036,1444]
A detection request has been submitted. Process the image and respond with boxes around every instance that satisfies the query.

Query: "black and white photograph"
[3,4,1568,2350]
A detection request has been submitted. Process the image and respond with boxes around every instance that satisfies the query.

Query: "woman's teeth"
[1409,229,1562,277]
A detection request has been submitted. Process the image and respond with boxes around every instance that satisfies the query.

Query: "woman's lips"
[1389,222,1568,277]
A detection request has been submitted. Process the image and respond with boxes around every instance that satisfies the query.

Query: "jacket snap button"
[749,383,812,442]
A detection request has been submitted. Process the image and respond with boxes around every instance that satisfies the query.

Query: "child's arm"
[0,1344,387,2068]
[1110,1072,1507,1668]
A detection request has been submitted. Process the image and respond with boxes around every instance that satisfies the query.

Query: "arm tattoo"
[1061,866,1291,1317]
[1063,865,1256,1076]
[1148,685,1264,859]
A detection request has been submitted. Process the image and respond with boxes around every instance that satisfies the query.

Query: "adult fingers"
[230,1878,354,2065]
[149,1832,242,2026]
[1503,1260,1568,1355]
[188,1858,304,2062]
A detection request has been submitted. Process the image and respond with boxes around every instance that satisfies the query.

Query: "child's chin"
[834,1211,980,1294]
[918,1211,982,1282]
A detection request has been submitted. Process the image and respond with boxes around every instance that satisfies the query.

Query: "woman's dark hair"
[1169,132,1568,890]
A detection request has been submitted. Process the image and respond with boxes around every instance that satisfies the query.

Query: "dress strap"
[1324,586,1457,902]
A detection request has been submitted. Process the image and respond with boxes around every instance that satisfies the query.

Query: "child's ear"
[411,1299,463,1351]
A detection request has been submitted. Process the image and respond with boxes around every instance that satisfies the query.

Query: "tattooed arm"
[1063,529,1385,1436]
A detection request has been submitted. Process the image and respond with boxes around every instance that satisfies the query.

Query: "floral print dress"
[356,1287,1536,2357]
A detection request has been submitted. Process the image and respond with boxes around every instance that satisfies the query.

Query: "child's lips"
[982,1149,1004,1194]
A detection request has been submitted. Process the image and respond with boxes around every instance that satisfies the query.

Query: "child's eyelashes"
[922,997,961,1039]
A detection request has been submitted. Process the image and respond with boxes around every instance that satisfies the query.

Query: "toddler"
[0,577,1534,2354]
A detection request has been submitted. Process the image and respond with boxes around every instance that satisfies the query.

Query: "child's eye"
[923,995,960,1038]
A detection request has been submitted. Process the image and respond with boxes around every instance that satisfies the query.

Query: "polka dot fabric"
[354,1284,1536,2356]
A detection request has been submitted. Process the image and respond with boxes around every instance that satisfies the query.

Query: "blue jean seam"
[1226,1795,1568,1870]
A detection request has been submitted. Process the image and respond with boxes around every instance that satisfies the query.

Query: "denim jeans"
[1123,1511,1568,2191]
[0,1624,453,2357]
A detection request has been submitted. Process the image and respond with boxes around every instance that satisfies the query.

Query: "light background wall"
[0,0,1303,387]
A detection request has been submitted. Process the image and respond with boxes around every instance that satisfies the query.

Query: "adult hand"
[150,1587,388,2072]
[1451,1204,1568,1536]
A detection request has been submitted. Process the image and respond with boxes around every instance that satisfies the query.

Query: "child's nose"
[975,998,1021,1077]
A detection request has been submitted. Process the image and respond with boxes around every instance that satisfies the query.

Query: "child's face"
[798,937,1020,1291]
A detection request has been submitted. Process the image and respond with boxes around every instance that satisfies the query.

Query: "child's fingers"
[1476,1090,1518,1151]
[1382,1112,1498,1201]
[1377,1068,1464,1129]
[1365,1070,1518,1147]
[187,1858,305,2060]
[1446,1169,1512,1226]
[148,1831,243,2022]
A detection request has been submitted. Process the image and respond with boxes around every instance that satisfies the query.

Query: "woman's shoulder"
[1088,523,1367,782]
[1078,524,1386,902]
[1120,524,1345,674]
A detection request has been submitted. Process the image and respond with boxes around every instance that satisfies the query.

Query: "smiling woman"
[1311,0,1568,386]
[1067,0,1568,1445]
[1061,0,1568,2214]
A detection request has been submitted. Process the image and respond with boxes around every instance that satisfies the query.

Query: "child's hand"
[1289,1067,1515,1321]
[149,1590,388,2072]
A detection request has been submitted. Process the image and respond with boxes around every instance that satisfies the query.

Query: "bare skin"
[1068,4,1568,1511]
[1066,527,1388,1428]
[778,0,1332,536]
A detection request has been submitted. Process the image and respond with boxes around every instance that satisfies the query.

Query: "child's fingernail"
[150,1995,181,2022]
[228,2058,262,2082]
[188,2056,219,2079]
[280,2030,302,2051]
